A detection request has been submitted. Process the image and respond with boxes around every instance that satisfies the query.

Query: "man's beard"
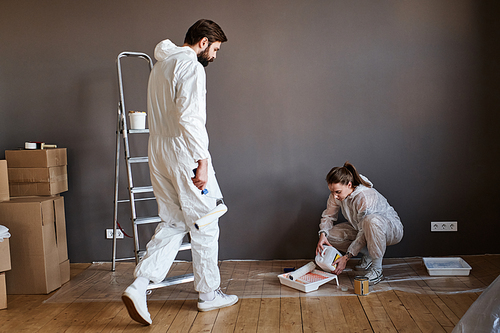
[197,44,214,67]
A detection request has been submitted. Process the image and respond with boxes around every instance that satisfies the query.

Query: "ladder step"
[179,242,192,251]
[135,216,162,225]
[131,186,154,194]
[137,243,190,258]
[129,129,150,134]
[147,273,194,290]
[117,197,156,204]
[129,157,149,163]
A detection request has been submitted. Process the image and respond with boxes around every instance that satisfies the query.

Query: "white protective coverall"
[134,39,223,293]
[319,176,403,259]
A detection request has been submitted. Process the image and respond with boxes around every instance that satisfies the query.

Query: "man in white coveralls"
[122,19,238,326]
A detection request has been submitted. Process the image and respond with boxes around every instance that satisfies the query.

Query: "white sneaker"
[197,288,238,312]
[364,267,383,285]
[355,255,373,270]
[122,285,152,325]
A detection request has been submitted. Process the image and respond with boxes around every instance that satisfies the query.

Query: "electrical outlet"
[106,228,124,239]
[431,221,458,232]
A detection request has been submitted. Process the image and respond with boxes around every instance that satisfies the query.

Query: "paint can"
[354,276,369,296]
[128,111,147,129]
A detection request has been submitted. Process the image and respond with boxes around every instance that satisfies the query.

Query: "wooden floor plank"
[359,293,398,333]
[188,308,218,333]
[319,296,352,333]
[377,291,422,333]
[166,299,199,333]
[233,298,261,332]
[301,296,327,333]
[279,297,302,333]
[339,296,373,332]
[257,298,280,333]
[211,298,241,333]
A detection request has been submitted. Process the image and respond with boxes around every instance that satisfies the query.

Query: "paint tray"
[278,269,338,293]
[423,257,472,276]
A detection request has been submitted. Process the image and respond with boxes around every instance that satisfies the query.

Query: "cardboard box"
[0,196,69,294]
[8,166,68,196]
[5,148,67,168]
[0,161,8,202]
[0,238,11,272]
[0,273,6,309]
[8,166,67,183]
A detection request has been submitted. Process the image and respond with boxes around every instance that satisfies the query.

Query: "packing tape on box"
[25,142,37,149]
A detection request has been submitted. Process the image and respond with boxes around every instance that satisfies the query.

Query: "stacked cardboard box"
[0,150,70,295]
[5,148,68,196]
[0,196,69,294]
[0,160,11,308]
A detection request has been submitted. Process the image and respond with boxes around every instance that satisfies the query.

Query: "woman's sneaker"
[355,255,373,270]
[197,288,238,312]
[364,267,383,285]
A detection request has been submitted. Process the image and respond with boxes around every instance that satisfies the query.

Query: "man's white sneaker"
[122,285,152,325]
[197,288,238,312]
[355,255,373,270]
[364,267,383,285]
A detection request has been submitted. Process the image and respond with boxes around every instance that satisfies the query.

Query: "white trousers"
[134,136,222,293]
[326,214,403,259]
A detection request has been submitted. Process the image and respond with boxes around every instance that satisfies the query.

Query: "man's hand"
[192,159,208,190]
[316,233,332,256]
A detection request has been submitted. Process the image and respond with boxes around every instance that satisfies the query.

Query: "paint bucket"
[128,111,147,130]
[354,276,369,296]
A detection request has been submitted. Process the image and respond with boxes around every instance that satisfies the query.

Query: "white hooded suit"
[134,40,223,293]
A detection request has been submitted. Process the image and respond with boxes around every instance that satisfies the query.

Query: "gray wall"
[1,1,499,263]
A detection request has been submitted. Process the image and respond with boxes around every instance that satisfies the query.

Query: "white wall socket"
[431,221,458,232]
[106,228,124,239]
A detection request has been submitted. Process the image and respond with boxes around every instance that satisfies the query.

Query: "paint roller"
[288,261,317,281]
[191,168,227,229]
[194,203,228,230]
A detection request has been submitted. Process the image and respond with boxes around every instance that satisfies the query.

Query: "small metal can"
[354,276,369,296]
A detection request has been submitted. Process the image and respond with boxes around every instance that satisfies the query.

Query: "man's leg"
[190,218,238,311]
[122,222,187,325]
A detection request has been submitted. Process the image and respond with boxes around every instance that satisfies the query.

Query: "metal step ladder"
[112,51,194,289]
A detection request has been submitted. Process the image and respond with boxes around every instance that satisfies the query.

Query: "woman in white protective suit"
[316,161,404,284]
[121,20,238,326]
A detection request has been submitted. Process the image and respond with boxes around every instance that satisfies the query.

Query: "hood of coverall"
[154,39,195,61]
[360,175,373,188]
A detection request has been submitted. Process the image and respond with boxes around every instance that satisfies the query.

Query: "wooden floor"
[0,254,499,332]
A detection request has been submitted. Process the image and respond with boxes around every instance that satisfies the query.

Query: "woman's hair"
[326,161,372,188]
[184,19,228,45]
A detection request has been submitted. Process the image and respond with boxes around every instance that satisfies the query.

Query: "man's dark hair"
[184,19,227,45]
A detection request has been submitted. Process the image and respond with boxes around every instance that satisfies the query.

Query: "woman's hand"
[316,233,332,256]
[332,255,348,275]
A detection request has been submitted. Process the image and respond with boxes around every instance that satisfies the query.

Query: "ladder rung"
[117,197,156,204]
[128,129,150,134]
[129,157,149,163]
[179,242,192,251]
[135,216,162,225]
[131,186,154,194]
[137,243,190,256]
[114,256,136,262]
[147,273,194,290]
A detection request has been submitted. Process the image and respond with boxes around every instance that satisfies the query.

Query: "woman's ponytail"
[326,161,372,188]
[343,162,371,188]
